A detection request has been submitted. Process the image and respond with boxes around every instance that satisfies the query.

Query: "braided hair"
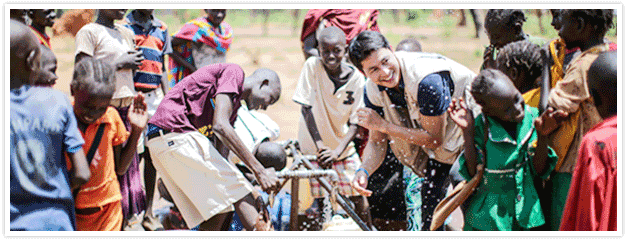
[70,57,115,97]
[496,40,544,93]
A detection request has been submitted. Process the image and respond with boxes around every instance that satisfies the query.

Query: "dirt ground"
[49,20,487,230]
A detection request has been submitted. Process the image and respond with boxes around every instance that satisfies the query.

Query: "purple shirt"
[149,63,244,134]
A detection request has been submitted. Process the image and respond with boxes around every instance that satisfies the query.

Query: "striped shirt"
[122,11,173,90]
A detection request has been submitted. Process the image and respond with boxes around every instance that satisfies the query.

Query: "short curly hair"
[496,40,545,93]
[470,69,505,106]
[70,57,115,97]
[484,9,526,32]
[563,9,614,36]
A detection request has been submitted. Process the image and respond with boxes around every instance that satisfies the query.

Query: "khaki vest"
[366,51,479,173]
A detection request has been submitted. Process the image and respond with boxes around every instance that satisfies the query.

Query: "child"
[482,9,545,70]
[168,9,231,87]
[10,19,90,231]
[121,9,173,231]
[543,9,615,231]
[293,26,371,227]
[560,51,617,231]
[496,40,545,95]
[521,9,582,109]
[33,45,59,87]
[75,9,142,109]
[68,58,148,231]
[448,69,565,231]
[395,37,422,53]
[27,9,56,48]
[230,142,290,231]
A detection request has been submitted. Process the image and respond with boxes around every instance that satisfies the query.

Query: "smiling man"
[145,63,281,231]
[348,31,479,231]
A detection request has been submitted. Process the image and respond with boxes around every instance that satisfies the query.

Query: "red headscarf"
[301,9,380,44]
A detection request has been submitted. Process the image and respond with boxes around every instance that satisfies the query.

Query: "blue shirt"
[364,71,453,117]
[10,86,84,231]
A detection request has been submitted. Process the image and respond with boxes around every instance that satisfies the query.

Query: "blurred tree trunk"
[458,9,466,26]
[292,9,300,37]
[392,9,400,23]
[262,9,270,37]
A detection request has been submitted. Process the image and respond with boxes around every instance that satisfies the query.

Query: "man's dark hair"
[496,40,545,93]
[564,9,614,36]
[484,9,526,32]
[348,30,390,73]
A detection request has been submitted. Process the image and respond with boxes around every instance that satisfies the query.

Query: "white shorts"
[146,131,253,228]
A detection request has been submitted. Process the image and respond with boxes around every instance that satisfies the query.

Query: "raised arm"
[115,94,148,175]
[448,98,478,177]
[169,37,197,72]
[212,93,279,193]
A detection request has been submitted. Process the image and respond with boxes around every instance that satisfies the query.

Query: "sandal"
[142,214,165,231]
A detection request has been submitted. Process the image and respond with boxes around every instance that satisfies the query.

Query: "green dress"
[458,106,557,231]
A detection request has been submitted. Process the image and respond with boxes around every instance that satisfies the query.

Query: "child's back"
[10,86,84,230]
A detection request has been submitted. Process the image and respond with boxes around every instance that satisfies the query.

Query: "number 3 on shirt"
[343,91,355,105]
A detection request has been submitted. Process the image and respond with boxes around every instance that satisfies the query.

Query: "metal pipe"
[287,143,372,231]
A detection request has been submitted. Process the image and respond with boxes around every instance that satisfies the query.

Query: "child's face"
[72,88,111,125]
[558,11,583,49]
[480,77,525,123]
[360,48,401,89]
[486,24,519,48]
[317,36,346,72]
[550,10,562,31]
[100,9,127,21]
[205,9,226,26]
[31,9,56,27]
[33,52,58,86]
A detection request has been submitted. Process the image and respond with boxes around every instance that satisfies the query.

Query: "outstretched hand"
[128,93,148,132]
[534,107,569,136]
[350,169,372,197]
[447,98,474,130]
